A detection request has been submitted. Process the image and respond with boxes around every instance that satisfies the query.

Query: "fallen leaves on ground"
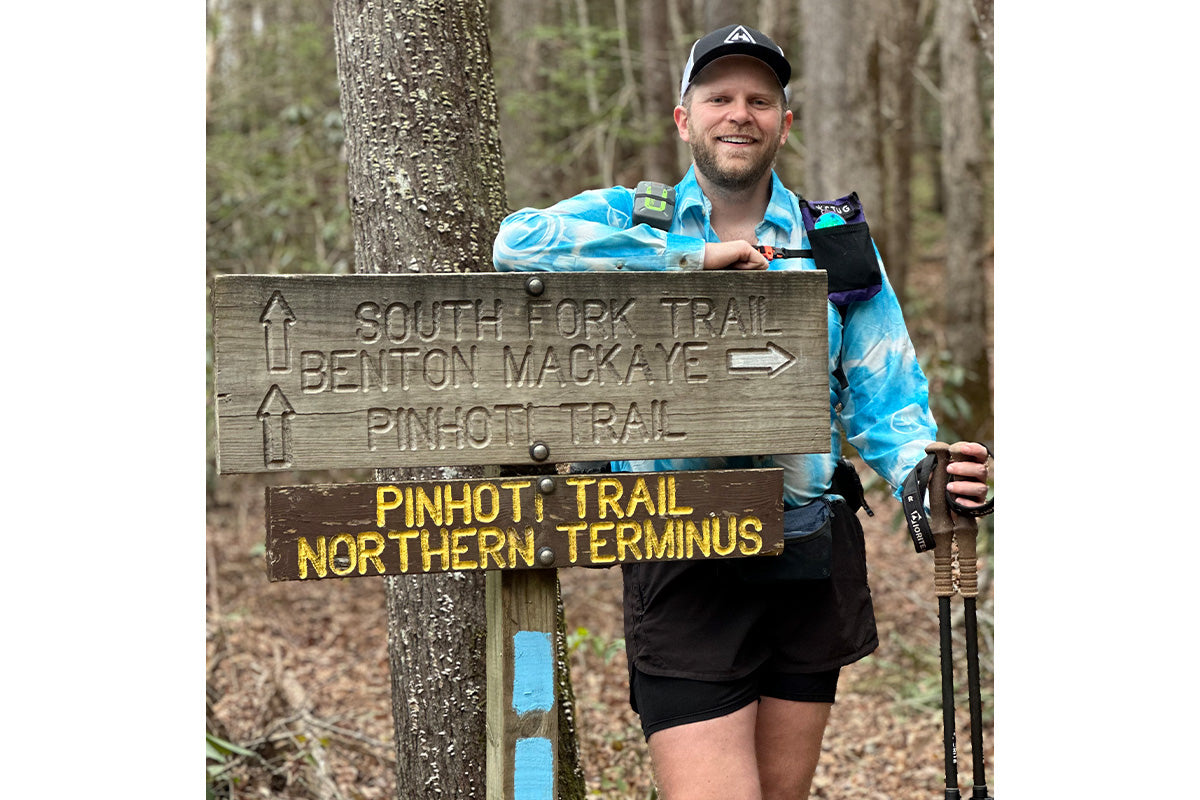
[207,477,993,799]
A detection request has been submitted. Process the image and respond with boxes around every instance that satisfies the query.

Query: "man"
[494,23,991,800]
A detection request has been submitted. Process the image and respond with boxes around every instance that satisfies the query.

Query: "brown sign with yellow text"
[266,468,784,580]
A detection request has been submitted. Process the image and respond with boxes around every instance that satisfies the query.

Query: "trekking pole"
[925,442,960,800]
[949,443,993,800]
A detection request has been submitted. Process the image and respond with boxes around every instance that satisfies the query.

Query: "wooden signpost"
[210,269,829,800]
[211,271,829,474]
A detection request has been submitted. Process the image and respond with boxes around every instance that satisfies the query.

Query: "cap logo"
[723,25,756,45]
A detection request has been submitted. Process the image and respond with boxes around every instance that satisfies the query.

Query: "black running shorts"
[630,663,841,739]
[621,499,877,723]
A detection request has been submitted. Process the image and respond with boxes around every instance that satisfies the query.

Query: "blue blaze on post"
[513,737,554,800]
[512,631,555,714]
[512,630,555,798]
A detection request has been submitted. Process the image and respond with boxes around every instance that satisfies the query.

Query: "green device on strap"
[632,181,676,231]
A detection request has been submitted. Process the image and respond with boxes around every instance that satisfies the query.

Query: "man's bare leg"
[647,701,763,800]
[756,698,832,800]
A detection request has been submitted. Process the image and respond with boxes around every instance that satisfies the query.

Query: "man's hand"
[946,441,992,511]
[703,241,769,270]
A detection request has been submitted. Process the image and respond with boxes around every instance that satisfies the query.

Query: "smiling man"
[493,23,992,800]
[677,47,791,195]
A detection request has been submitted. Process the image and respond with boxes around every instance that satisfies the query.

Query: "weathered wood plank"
[485,570,559,800]
[265,468,785,580]
[212,271,829,473]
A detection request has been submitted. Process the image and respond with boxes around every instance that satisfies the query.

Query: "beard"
[688,125,783,194]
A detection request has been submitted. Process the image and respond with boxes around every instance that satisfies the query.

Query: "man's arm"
[836,258,991,511]
[493,187,766,272]
[835,259,939,499]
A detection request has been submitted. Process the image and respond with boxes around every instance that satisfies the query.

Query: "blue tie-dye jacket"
[493,166,937,507]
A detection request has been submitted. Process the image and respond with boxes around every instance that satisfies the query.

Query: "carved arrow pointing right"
[725,342,798,377]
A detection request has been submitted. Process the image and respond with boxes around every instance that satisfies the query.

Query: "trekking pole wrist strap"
[902,454,938,553]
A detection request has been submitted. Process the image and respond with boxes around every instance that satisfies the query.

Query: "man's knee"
[755,698,832,800]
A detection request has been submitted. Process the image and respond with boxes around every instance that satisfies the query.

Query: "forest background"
[203,2,1003,797]
[4,3,1191,800]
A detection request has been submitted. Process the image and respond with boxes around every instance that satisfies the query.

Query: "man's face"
[675,56,793,194]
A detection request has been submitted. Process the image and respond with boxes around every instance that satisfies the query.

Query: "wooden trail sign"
[212,271,829,474]
[265,468,785,581]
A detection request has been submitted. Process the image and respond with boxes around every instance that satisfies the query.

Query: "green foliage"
[206,5,354,492]
[498,20,655,207]
[206,732,254,800]
[567,625,626,665]
[207,15,351,277]
[919,348,978,446]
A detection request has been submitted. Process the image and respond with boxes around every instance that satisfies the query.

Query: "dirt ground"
[206,468,994,800]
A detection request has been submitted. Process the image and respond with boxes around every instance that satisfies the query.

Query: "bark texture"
[331,4,585,796]
[937,0,992,441]
[333,0,507,276]
[330,2,500,796]
[799,0,884,254]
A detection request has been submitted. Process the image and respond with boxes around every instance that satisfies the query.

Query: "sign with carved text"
[212,272,828,473]
[265,468,785,580]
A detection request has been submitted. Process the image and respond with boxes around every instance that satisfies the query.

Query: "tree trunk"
[937,0,992,441]
[972,0,993,62]
[639,0,680,182]
[799,0,886,255]
[330,2,500,797]
[331,3,585,797]
[879,0,920,297]
[333,0,506,278]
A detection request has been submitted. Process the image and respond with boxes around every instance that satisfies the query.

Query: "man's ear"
[779,109,794,145]
[673,106,690,142]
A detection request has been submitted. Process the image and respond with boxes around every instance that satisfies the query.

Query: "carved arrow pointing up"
[256,385,295,469]
[259,291,296,373]
[725,342,798,377]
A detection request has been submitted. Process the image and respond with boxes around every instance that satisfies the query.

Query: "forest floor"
[206,468,994,800]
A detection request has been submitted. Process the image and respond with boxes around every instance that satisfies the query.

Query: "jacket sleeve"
[493,187,706,272]
[834,255,939,500]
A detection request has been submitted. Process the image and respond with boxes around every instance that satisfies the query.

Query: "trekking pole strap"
[901,453,938,553]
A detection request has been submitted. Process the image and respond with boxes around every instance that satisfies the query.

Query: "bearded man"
[493,23,991,800]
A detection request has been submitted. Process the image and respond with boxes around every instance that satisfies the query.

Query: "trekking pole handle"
[925,442,956,598]
[949,443,981,600]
